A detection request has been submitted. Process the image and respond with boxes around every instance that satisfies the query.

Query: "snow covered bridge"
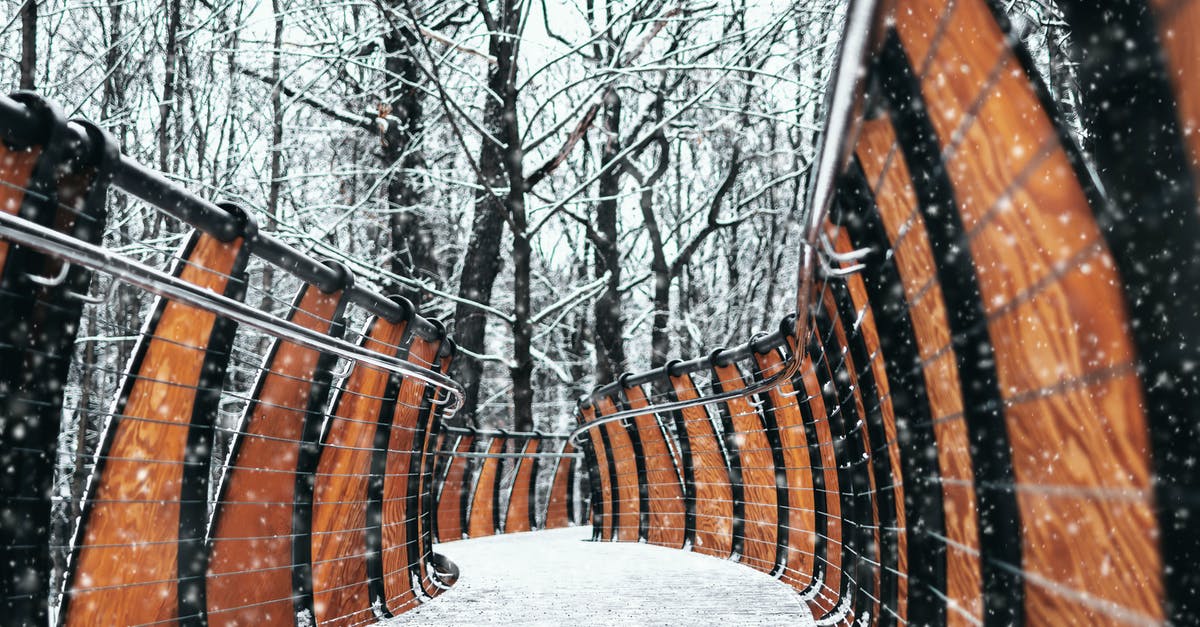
[1,0,1199,625]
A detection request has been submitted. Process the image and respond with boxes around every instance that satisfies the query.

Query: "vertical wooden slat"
[621,384,685,549]
[710,362,778,574]
[435,434,475,542]
[503,437,540,534]
[466,437,505,538]
[593,396,641,542]
[310,316,406,627]
[64,226,252,626]
[543,441,576,530]
[666,372,733,559]
[750,346,816,592]
[206,280,346,626]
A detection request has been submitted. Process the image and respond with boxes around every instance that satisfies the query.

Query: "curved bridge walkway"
[391,528,814,626]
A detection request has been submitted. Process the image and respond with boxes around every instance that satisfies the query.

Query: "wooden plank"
[435,435,475,542]
[622,384,686,549]
[310,316,407,627]
[543,441,576,530]
[750,347,816,592]
[711,362,778,574]
[64,229,251,626]
[412,351,456,598]
[856,114,981,627]
[503,437,541,534]
[380,332,443,615]
[894,0,1163,621]
[466,437,506,538]
[594,396,642,542]
[579,405,614,541]
[828,223,907,625]
[206,281,346,626]
[666,373,733,559]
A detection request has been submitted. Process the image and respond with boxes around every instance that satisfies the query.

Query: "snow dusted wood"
[620,383,685,549]
[64,226,252,626]
[311,316,407,627]
[434,434,474,542]
[542,440,577,530]
[466,436,504,538]
[502,436,540,534]
[380,331,444,614]
[666,372,733,559]
[593,396,642,542]
[206,280,347,625]
[389,527,814,626]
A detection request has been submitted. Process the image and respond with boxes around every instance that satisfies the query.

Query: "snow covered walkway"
[390,527,814,625]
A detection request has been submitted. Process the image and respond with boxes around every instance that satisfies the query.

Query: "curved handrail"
[0,209,465,418]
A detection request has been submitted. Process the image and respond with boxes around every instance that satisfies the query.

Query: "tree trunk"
[383,21,438,302]
[592,87,625,383]
[19,0,36,89]
[159,0,182,174]
[450,0,519,425]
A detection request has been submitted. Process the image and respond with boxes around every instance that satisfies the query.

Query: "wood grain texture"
[595,396,642,543]
[413,354,455,598]
[206,283,343,626]
[856,113,982,626]
[65,231,246,627]
[623,385,686,549]
[504,438,540,534]
[830,226,908,623]
[381,334,442,615]
[668,374,734,559]
[711,363,778,574]
[467,437,505,538]
[543,441,576,530]
[311,317,407,627]
[895,1,1163,621]
[436,435,475,542]
[751,348,816,592]
[580,405,614,541]
[794,348,843,618]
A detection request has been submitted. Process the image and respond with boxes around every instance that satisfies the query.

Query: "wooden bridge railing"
[431,426,586,544]
[571,0,1200,625]
[0,91,467,625]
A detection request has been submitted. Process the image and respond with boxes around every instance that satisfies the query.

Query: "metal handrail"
[567,0,882,443]
[0,209,465,417]
[0,94,442,341]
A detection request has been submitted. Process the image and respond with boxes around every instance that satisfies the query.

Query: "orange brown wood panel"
[711,363,778,574]
[467,437,505,538]
[819,285,883,621]
[504,437,541,533]
[64,231,248,626]
[381,334,442,614]
[830,227,908,622]
[311,317,407,627]
[751,347,816,592]
[544,441,576,530]
[794,347,843,617]
[0,143,40,273]
[668,374,734,559]
[206,283,344,626]
[413,354,455,597]
[594,396,641,542]
[856,113,982,626]
[623,384,685,548]
[580,405,614,541]
[895,0,1163,621]
[436,435,475,542]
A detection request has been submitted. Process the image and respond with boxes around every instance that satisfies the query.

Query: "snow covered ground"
[390,527,814,625]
